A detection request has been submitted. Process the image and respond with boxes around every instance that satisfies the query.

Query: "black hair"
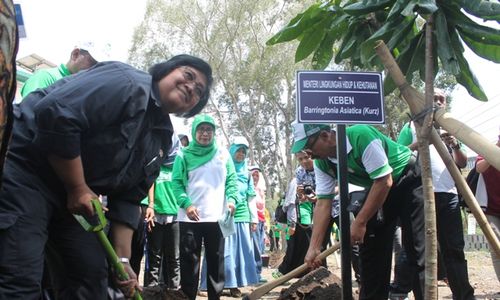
[149,54,213,118]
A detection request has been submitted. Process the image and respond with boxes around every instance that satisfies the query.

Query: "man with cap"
[291,122,426,300]
[20,41,100,98]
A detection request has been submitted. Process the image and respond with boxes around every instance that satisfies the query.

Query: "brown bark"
[0,0,18,184]
[420,17,437,299]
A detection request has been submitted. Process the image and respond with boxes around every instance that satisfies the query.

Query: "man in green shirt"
[20,42,100,98]
[291,123,426,300]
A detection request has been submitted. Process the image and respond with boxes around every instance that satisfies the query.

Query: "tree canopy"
[267,0,500,101]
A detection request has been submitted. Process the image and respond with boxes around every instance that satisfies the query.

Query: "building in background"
[15,54,56,101]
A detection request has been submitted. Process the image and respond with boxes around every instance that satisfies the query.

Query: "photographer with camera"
[272,151,318,279]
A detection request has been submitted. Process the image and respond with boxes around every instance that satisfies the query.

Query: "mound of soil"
[278,267,344,300]
[142,285,188,300]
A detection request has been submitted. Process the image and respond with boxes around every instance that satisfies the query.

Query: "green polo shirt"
[315,125,411,191]
[20,64,71,98]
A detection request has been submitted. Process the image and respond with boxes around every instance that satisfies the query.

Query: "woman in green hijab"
[172,114,238,300]
[199,137,259,297]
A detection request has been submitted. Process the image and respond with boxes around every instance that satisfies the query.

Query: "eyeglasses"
[181,66,205,100]
[305,132,321,151]
[196,126,214,134]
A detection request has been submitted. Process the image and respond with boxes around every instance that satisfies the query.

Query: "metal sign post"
[336,124,352,300]
[296,70,384,299]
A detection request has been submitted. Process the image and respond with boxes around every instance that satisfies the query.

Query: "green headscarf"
[181,114,218,171]
[229,143,248,177]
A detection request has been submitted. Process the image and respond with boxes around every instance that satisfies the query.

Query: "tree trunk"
[419,16,437,299]
[0,0,18,184]
[374,40,500,258]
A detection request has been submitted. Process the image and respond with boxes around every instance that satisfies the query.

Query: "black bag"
[274,204,287,224]
[347,189,368,216]
[465,167,480,194]
[459,167,480,208]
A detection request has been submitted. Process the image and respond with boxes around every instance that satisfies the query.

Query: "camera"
[303,185,314,196]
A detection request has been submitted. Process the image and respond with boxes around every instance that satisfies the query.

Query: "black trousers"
[0,163,108,300]
[179,222,224,300]
[358,163,425,300]
[144,221,180,288]
[435,192,474,299]
[390,193,475,300]
[278,224,312,277]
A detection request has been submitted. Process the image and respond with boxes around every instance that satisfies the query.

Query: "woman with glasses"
[172,114,238,300]
[0,55,213,299]
[199,137,259,297]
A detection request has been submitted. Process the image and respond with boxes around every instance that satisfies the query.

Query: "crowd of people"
[0,42,498,300]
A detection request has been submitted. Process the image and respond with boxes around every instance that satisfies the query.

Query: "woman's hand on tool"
[116,262,142,298]
[67,183,98,216]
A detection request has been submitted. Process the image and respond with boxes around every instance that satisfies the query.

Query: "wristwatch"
[451,142,461,150]
[118,257,130,264]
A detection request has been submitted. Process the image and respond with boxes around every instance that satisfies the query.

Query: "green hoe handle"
[96,231,142,300]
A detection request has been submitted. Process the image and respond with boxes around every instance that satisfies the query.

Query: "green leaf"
[454,0,500,22]
[344,21,375,64]
[295,18,329,62]
[401,2,416,16]
[312,31,336,69]
[343,0,394,16]
[266,4,324,45]
[456,22,500,45]
[413,0,438,14]
[360,15,405,64]
[399,0,439,16]
[337,32,358,61]
[386,16,417,50]
[330,12,349,30]
[447,8,500,45]
[309,13,350,67]
[460,33,500,63]
[449,29,488,101]
[334,25,356,64]
[387,0,412,20]
[434,9,460,74]
[384,32,425,94]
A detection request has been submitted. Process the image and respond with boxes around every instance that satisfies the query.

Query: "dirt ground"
[193,249,500,300]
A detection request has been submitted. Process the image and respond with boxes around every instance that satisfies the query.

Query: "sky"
[449,47,500,148]
[14,0,500,153]
[15,0,146,63]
